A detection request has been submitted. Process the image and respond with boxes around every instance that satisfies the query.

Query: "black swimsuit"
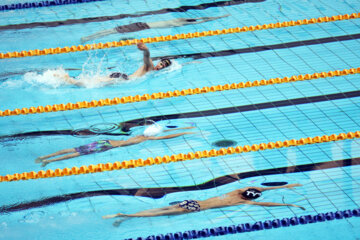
[109,72,129,80]
[115,22,150,33]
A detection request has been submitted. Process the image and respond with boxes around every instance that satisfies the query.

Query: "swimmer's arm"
[163,126,196,132]
[137,43,154,70]
[181,15,231,25]
[181,60,202,66]
[255,184,303,192]
[244,201,306,210]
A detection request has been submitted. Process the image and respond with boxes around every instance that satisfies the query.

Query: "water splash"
[20,52,111,88]
[23,67,69,88]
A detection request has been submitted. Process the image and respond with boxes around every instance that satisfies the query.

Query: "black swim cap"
[242,188,262,200]
[160,58,172,68]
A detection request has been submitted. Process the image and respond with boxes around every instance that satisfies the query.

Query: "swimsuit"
[178,200,201,212]
[109,72,129,80]
[75,140,114,155]
[242,188,262,199]
[115,22,150,33]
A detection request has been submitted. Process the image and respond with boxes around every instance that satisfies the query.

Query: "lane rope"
[0,67,359,117]
[0,13,359,59]
[0,0,103,11]
[0,131,358,182]
[130,208,360,239]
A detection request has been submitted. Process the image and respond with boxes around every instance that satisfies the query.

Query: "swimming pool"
[0,0,360,239]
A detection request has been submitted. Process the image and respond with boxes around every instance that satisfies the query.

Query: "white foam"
[164,60,182,72]
[23,67,69,88]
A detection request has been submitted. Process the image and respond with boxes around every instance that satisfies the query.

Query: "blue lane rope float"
[0,0,104,11]
[124,208,360,240]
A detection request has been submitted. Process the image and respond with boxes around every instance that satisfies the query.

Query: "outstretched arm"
[259,183,302,192]
[163,126,195,132]
[137,42,154,70]
[182,14,230,25]
[244,200,305,210]
[249,184,303,192]
[148,132,195,140]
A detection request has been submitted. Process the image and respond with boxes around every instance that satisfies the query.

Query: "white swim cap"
[143,123,163,137]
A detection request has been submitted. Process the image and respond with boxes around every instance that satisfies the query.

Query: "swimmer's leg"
[81,28,118,43]
[111,207,184,227]
[111,206,187,226]
[35,148,77,162]
[39,152,81,167]
[35,148,79,166]
[103,205,186,219]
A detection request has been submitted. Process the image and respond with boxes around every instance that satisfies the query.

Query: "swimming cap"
[160,58,172,68]
[143,123,163,137]
[242,188,262,200]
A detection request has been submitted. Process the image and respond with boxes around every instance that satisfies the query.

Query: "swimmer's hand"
[291,204,306,210]
[113,219,126,227]
[102,213,125,219]
[35,157,50,167]
[137,42,148,51]
[35,157,44,164]
[183,126,196,130]
[41,160,50,167]
[285,183,303,189]
[182,60,202,66]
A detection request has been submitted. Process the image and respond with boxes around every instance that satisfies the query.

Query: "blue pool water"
[0,0,360,239]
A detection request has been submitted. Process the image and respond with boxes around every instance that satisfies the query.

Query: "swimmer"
[103,184,305,226]
[35,126,195,167]
[80,15,230,43]
[59,42,172,87]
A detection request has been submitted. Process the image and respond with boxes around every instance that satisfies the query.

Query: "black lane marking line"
[1,90,359,141]
[0,129,129,142]
[1,157,359,214]
[0,0,265,31]
[152,33,360,60]
[119,90,360,132]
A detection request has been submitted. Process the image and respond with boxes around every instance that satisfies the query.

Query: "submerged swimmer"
[103,184,305,226]
[35,126,195,167]
[59,42,172,87]
[80,15,229,43]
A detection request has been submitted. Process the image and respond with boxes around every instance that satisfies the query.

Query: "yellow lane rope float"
[0,67,359,117]
[0,13,359,59]
[0,131,359,182]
